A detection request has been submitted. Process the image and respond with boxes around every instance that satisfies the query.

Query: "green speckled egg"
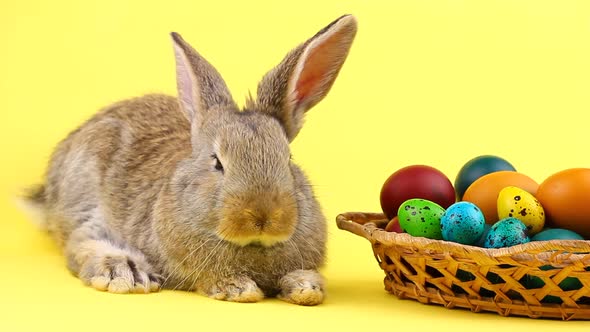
[484,217,530,248]
[398,199,445,239]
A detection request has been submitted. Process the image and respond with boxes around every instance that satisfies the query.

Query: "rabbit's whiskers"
[287,238,306,270]
[161,238,211,288]
[173,238,224,291]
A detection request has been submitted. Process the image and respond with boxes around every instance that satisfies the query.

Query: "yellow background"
[1,0,590,331]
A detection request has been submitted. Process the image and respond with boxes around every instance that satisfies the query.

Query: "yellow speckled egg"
[497,186,545,235]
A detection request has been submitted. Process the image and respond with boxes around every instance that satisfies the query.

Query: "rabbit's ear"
[171,32,237,124]
[253,15,357,141]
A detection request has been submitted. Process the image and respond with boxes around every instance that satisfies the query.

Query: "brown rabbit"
[20,15,357,305]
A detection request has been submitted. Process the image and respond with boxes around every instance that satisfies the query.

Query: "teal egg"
[523,229,585,303]
[398,199,445,239]
[522,265,583,303]
[456,269,475,282]
[532,228,585,241]
[484,217,530,248]
[441,202,485,245]
[538,265,582,291]
[454,155,516,200]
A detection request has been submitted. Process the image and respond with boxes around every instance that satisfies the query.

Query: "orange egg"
[536,168,590,239]
[462,171,539,224]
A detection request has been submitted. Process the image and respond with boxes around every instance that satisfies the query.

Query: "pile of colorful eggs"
[380,155,590,248]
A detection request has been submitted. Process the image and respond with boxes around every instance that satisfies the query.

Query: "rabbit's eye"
[212,154,224,173]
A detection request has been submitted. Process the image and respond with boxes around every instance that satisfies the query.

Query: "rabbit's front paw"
[278,270,325,306]
[79,254,162,294]
[205,275,264,303]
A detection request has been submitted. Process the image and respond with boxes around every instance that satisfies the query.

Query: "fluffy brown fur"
[21,15,357,305]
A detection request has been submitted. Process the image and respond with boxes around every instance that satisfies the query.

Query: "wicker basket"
[336,212,590,320]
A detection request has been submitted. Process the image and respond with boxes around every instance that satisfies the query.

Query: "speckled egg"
[398,199,445,239]
[497,186,545,235]
[484,217,530,248]
[441,202,485,244]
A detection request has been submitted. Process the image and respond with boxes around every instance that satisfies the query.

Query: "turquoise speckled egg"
[484,217,530,248]
[398,199,445,239]
[441,202,485,245]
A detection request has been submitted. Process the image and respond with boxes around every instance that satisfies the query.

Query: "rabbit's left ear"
[252,15,357,142]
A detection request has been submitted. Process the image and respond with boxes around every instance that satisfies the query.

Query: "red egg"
[385,216,403,233]
[536,168,590,238]
[380,165,456,220]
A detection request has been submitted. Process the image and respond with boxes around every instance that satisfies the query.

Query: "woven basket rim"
[336,212,590,263]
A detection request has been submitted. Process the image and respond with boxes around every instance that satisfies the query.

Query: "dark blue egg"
[454,155,516,200]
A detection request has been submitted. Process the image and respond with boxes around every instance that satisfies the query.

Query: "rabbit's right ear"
[251,15,357,142]
[171,32,237,125]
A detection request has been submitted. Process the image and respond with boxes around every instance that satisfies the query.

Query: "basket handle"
[336,212,388,240]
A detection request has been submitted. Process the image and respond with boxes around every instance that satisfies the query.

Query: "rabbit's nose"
[254,218,267,230]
